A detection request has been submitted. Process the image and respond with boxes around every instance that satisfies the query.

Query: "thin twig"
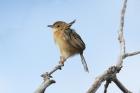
[124,51,140,58]
[104,80,111,93]
[113,78,132,93]
[48,64,64,76]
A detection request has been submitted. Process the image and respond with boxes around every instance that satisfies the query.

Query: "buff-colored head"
[48,20,76,32]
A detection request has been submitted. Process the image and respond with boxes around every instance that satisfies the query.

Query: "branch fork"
[87,0,140,93]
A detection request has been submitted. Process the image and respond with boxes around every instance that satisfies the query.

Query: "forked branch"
[34,64,64,93]
[87,0,140,93]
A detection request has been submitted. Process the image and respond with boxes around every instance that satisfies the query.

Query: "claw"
[59,56,66,66]
[59,61,64,65]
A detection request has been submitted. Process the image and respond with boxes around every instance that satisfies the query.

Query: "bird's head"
[48,20,76,32]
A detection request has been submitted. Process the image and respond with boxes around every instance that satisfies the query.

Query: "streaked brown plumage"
[48,20,89,72]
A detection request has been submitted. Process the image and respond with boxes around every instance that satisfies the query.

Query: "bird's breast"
[53,31,79,57]
[53,31,66,46]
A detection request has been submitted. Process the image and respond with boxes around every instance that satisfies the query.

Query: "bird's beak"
[47,25,53,28]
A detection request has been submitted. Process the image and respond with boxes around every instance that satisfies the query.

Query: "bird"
[48,20,89,72]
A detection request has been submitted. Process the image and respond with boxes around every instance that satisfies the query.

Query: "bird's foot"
[59,56,66,66]
[59,61,64,66]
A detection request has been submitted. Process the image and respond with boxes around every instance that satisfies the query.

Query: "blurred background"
[0,0,140,93]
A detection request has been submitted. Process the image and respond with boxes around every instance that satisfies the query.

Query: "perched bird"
[48,20,89,72]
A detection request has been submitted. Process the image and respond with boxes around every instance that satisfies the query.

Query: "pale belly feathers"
[53,31,79,58]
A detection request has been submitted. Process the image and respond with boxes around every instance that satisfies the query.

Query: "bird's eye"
[57,25,60,27]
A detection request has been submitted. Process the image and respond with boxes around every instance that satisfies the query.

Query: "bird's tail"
[80,53,89,72]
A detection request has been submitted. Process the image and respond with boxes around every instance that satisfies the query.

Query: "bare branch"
[87,0,137,92]
[34,63,64,93]
[86,66,120,93]
[104,80,111,93]
[113,78,132,93]
[117,0,127,67]
[34,76,55,93]
[125,51,140,58]
[86,72,107,93]
[48,64,64,76]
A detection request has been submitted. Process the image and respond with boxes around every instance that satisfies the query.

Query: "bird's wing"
[64,29,85,50]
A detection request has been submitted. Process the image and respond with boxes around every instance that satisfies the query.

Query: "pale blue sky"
[0,0,140,93]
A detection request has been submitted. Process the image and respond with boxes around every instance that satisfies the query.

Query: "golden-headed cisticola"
[48,20,89,72]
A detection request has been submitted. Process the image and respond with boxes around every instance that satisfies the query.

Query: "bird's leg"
[59,56,66,66]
